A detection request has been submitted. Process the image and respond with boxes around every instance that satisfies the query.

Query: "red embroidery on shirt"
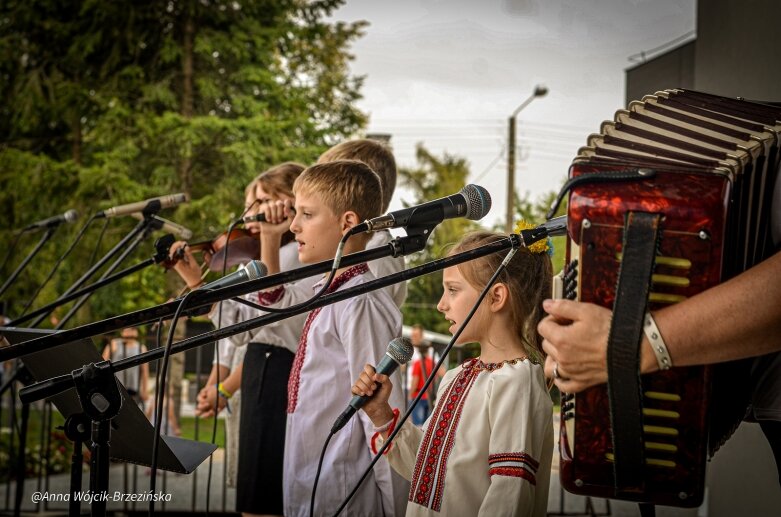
[286,263,369,414]
[257,286,285,305]
[488,466,537,485]
[409,358,480,511]
[488,452,539,485]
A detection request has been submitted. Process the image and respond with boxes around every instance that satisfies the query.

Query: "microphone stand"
[14,225,555,517]
[9,235,176,328]
[0,230,432,361]
[54,220,159,330]
[19,234,531,404]
[28,212,160,328]
[0,359,34,517]
[0,227,56,298]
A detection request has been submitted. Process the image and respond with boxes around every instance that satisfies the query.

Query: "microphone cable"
[0,232,21,272]
[149,288,197,515]
[310,430,335,517]
[18,213,98,318]
[330,244,521,516]
[204,198,259,515]
[88,217,110,267]
[242,231,352,316]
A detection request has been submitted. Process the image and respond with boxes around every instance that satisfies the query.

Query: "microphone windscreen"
[245,260,267,280]
[461,184,492,220]
[386,337,414,366]
[64,209,79,223]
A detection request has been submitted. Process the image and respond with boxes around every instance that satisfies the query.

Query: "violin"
[162,228,261,271]
[190,228,261,271]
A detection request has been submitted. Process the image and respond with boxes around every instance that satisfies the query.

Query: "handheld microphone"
[351,184,491,234]
[240,207,296,225]
[22,209,79,232]
[97,193,188,218]
[197,260,267,291]
[130,213,193,239]
[331,337,414,433]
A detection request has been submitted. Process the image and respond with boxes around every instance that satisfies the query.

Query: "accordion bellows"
[557,89,781,507]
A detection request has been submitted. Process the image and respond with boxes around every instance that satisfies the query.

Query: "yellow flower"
[513,220,551,255]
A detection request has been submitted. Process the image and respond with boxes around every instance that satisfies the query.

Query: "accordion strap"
[607,211,661,495]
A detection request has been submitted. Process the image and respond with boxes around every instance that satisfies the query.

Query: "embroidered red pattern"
[409,358,481,511]
[488,452,539,485]
[257,286,285,305]
[286,264,369,414]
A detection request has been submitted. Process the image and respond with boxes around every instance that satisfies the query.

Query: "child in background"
[260,160,408,516]
[259,139,406,308]
[169,162,312,517]
[352,230,554,516]
[318,138,406,307]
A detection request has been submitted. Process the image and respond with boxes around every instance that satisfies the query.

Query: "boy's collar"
[313,263,369,291]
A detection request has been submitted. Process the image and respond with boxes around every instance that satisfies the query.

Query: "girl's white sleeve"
[477,369,553,517]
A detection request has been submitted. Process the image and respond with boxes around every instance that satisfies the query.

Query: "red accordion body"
[560,161,730,507]
[557,89,780,507]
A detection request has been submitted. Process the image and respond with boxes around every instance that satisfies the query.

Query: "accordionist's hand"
[538,299,613,393]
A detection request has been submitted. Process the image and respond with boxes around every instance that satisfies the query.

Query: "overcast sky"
[331,0,697,227]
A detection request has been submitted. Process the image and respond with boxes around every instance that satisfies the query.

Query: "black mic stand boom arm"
[19,233,532,404]
[1,232,431,362]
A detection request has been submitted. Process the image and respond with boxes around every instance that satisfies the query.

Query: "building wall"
[625,42,695,103]
[695,0,781,101]
[625,0,781,102]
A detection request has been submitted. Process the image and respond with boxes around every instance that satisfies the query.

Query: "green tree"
[0,0,367,326]
[398,145,482,336]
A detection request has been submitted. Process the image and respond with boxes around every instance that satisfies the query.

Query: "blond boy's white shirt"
[263,230,407,310]
[283,269,409,517]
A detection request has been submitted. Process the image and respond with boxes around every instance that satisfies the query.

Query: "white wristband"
[644,312,672,371]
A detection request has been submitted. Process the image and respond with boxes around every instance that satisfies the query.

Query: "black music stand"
[0,326,216,516]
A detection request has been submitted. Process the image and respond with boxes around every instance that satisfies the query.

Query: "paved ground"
[1,413,701,517]
[4,387,779,516]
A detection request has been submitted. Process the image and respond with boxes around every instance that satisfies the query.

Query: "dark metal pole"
[0,228,56,299]
[29,218,150,328]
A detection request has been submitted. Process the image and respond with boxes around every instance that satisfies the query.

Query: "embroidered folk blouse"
[375,357,553,517]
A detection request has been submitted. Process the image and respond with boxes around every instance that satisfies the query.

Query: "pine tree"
[0,0,367,325]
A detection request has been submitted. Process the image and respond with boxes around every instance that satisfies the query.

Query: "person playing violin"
[169,162,316,517]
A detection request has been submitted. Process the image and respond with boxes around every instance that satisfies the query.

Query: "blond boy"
[260,161,408,516]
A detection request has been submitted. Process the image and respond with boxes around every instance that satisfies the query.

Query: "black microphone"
[351,184,491,234]
[97,193,188,218]
[331,337,414,433]
[240,207,296,225]
[22,209,79,232]
[516,215,568,249]
[197,260,267,291]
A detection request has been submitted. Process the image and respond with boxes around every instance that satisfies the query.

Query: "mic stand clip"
[71,361,123,517]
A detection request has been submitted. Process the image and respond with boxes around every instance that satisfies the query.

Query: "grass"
[178,416,226,449]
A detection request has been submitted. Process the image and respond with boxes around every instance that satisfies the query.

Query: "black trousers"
[236,343,294,514]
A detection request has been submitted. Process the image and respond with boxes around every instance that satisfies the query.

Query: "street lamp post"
[506,85,548,233]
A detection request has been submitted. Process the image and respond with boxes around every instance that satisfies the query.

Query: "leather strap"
[606,211,662,495]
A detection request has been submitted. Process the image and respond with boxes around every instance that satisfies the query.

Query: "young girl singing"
[352,229,554,516]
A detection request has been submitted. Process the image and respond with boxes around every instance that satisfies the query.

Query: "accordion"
[557,89,781,507]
